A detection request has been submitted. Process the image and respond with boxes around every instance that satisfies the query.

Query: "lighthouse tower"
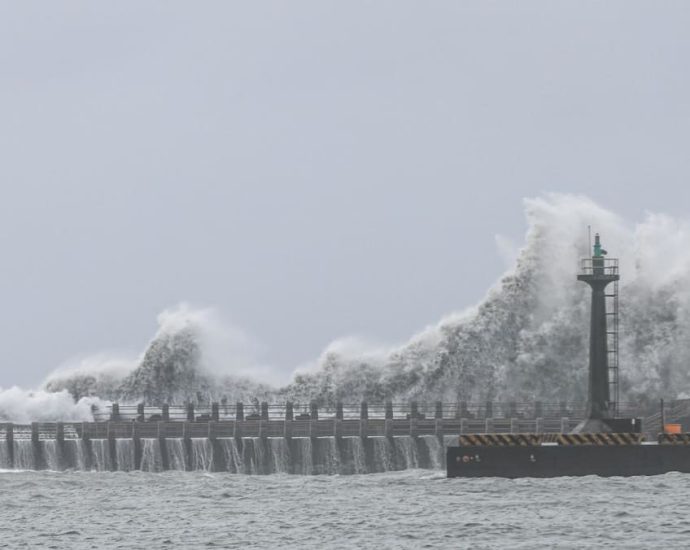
[574,234,620,432]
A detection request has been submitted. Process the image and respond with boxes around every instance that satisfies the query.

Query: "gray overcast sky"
[1,1,689,387]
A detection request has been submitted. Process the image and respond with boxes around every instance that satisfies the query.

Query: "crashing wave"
[283,194,690,407]
[26,193,690,417]
[44,354,136,401]
[40,305,274,412]
[0,387,105,423]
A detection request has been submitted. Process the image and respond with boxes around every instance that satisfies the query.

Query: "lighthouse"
[574,233,620,432]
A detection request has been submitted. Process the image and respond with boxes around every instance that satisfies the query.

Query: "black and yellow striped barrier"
[658,433,690,445]
[556,433,643,446]
[458,433,543,446]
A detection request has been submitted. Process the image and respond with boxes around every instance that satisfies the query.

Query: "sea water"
[0,469,687,549]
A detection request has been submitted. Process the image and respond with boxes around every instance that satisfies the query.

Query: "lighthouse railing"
[579,257,619,276]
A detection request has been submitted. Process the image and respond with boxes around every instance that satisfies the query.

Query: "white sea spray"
[12,193,690,417]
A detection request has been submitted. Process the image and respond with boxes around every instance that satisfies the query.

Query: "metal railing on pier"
[2,399,687,444]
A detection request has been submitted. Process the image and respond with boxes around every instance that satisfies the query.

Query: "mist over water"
[5,194,690,420]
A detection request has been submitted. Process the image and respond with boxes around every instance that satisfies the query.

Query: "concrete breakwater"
[0,415,581,473]
[1,399,669,473]
[0,432,447,474]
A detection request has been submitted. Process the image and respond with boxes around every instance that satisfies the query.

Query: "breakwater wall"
[0,416,580,473]
[0,430,448,474]
[1,399,672,473]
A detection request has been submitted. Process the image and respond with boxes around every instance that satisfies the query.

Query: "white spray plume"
[287,193,690,405]
[23,192,690,413]
[633,212,690,290]
[43,353,138,394]
[294,336,392,378]
[0,387,106,423]
[155,303,282,383]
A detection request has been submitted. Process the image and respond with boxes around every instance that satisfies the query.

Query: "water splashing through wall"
[0,435,445,473]
[64,439,87,470]
[42,440,59,471]
[13,440,35,470]
[370,438,393,472]
[293,438,313,475]
[349,437,367,474]
[0,439,9,469]
[268,438,290,473]
[393,437,419,470]
[190,438,213,471]
[316,438,341,475]
[140,439,163,472]
[166,438,186,471]
[421,436,443,470]
[90,439,111,471]
[115,439,134,472]
[219,438,242,473]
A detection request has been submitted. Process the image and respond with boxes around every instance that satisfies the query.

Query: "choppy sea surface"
[1,469,688,549]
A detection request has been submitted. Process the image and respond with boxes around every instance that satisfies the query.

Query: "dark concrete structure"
[576,233,619,428]
[447,445,690,478]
